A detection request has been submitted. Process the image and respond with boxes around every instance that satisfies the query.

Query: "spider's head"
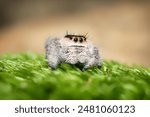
[64,34,87,43]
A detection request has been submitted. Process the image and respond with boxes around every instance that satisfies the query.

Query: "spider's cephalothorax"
[45,34,102,71]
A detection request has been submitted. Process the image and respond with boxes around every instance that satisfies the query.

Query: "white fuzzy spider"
[45,33,102,70]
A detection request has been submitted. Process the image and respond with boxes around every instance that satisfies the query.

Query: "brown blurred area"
[0,0,150,67]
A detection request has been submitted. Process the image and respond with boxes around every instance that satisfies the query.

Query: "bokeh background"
[0,0,150,67]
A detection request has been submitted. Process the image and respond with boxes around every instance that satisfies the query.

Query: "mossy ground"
[0,53,150,100]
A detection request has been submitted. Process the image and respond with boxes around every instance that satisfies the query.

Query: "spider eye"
[83,37,86,41]
[79,37,83,43]
[74,37,78,42]
[69,37,72,40]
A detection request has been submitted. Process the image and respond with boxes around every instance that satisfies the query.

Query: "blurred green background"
[0,0,150,67]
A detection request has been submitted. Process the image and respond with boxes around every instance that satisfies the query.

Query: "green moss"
[0,53,150,100]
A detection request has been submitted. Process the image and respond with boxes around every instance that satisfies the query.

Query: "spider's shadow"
[59,63,84,71]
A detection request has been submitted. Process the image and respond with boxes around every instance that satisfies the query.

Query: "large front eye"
[74,37,78,42]
[79,37,83,43]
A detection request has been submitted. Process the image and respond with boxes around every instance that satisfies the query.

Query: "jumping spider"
[45,33,102,71]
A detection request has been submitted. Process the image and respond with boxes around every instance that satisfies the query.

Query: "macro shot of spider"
[45,33,102,71]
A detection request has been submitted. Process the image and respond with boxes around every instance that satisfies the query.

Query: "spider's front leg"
[82,64,91,71]
[46,54,60,70]
[82,57,102,71]
[82,62,102,71]
[97,63,102,69]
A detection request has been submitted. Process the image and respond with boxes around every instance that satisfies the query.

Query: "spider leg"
[82,65,90,71]
[97,63,102,69]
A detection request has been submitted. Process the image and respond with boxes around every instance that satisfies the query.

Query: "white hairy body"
[45,35,102,70]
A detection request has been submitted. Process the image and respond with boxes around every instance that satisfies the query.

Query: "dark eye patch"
[65,34,87,42]
[74,37,78,42]
[65,35,73,40]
